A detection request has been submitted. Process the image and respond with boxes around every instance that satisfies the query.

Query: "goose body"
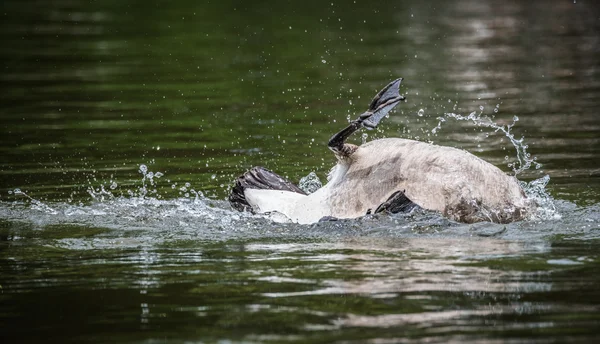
[230,79,532,224]
[244,138,529,224]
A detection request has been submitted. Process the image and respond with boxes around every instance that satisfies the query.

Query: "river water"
[1,0,600,342]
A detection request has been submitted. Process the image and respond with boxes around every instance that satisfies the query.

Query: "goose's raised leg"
[328,78,406,157]
[327,120,363,156]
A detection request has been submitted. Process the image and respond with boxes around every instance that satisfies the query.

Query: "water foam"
[3,164,268,237]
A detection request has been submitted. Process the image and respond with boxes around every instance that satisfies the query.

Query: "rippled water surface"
[1,0,600,342]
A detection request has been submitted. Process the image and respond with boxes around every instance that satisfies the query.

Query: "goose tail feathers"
[229,166,306,212]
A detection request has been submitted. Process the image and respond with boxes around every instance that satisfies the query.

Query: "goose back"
[327,138,529,223]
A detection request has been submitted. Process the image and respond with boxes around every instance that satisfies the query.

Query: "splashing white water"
[299,172,322,194]
[432,110,541,176]
[86,164,191,203]
[5,164,266,235]
[521,175,560,220]
[8,188,57,214]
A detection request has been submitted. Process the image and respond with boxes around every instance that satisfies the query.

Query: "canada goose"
[229,78,531,224]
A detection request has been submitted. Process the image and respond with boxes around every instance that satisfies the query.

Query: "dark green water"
[1,0,600,342]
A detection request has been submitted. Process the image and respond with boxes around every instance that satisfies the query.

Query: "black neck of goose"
[328,120,362,155]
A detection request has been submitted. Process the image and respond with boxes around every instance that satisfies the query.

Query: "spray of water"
[2,163,268,236]
[86,164,207,204]
[432,109,541,176]
[520,174,559,220]
[430,108,557,220]
[298,172,322,194]
[8,188,57,214]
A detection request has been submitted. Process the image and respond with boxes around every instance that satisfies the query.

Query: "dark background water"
[1,0,600,343]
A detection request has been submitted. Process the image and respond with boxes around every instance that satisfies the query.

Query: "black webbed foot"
[362,78,406,129]
[374,190,420,214]
[328,78,405,156]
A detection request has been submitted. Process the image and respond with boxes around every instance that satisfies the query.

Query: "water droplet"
[321,59,327,64]
[417,109,424,117]
[211,174,216,179]
[298,172,322,194]
[110,182,118,189]
[139,164,148,175]
[479,105,484,111]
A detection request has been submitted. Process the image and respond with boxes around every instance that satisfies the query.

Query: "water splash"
[299,172,322,194]
[2,157,560,235]
[428,108,558,220]
[432,110,541,176]
[87,184,115,202]
[521,175,560,220]
[9,188,57,214]
[3,164,264,235]
[88,164,169,202]
[361,132,369,145]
